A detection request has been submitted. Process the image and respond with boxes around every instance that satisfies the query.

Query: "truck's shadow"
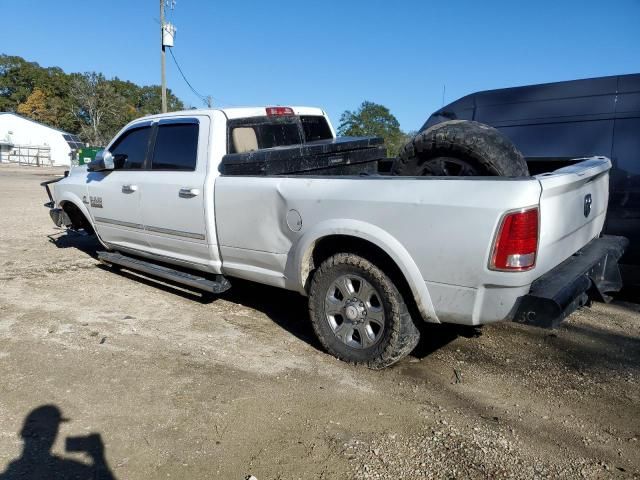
[48,230,100,259]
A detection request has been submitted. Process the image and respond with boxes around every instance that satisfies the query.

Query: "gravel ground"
[0,164,639,479]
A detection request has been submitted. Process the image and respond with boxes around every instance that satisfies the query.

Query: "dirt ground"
[0,164,639,479]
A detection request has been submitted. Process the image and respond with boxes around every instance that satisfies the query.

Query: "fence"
[2,145,52,167]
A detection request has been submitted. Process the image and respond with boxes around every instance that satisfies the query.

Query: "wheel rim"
[324,274,385,349]
[418,156,482,176]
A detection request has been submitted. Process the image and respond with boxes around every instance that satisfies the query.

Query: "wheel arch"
[287,220,439,324]
[56,192,97,236]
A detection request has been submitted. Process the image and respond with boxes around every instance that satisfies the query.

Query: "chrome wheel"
[324,274,385,349]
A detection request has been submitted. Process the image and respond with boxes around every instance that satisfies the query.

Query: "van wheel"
[392,120,529,177]
[308,253,420,369]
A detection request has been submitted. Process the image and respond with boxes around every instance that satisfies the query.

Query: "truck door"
[138,117,215,270]
[86,123,152,251]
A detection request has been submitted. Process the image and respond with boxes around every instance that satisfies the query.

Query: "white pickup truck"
[43,106,627,368]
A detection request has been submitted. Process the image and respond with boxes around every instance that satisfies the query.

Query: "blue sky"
[1,0,638,131]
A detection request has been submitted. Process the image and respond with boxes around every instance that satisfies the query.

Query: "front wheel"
[308,253,420,369]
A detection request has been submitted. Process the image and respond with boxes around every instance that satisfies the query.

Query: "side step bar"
[97,251,231,294]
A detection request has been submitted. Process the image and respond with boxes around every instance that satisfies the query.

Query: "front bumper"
[513,235,628,328]
[49,208,71,227]
[41,176,71,227]
[41,176,62,209]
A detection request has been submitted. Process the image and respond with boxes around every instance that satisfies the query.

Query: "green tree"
[110,79,184,121]
[338,101,407,156]
[0,54,186,144]
[0,55,50,112]
[71,72,128,146]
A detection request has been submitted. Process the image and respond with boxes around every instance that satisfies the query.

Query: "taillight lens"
[266,107,294,116]
[490,207,539,271]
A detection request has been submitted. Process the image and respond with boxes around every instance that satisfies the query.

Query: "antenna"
[441,84,446,107]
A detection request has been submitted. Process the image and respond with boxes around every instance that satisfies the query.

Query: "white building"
[0,112,84,167]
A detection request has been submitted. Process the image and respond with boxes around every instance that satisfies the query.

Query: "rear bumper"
[513,235,628,328]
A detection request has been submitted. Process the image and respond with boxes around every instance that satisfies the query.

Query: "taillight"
[490,207,539,271]
[266,106,294,116]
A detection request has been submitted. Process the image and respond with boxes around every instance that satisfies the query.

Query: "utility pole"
[160,0,167,113]
[206,95,213,108]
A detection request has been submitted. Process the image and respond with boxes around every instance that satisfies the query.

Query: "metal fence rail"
[3,145,52,166]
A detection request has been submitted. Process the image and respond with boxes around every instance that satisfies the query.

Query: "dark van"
[424,74,640,284]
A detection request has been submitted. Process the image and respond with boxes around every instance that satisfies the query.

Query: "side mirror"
[87,150,114,172]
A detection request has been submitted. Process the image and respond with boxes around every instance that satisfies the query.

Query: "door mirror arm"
[88,150,115,172]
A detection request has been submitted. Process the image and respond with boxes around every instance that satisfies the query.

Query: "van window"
[151,123,199,171]
[498,120,614,159]
[110,126,151,169]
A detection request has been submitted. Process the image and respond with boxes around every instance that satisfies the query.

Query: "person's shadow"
[0,405,116,480]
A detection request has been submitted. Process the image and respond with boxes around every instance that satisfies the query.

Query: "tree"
[71,72,127,146]
[0,55,50,112]
[1,55,186,144]
[338,101,408,156]
[17,88,55,124]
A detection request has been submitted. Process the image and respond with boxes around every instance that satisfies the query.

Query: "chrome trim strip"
[94,217,205,241]
[145,225,206,241]
[94,217,144,230]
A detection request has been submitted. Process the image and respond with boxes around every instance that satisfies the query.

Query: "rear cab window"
[228,115,332,154]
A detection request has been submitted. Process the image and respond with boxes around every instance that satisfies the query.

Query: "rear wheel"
[308,253,420,369]
[392,120,529,177]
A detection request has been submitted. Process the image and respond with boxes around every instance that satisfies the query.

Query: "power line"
[168,48,212,107]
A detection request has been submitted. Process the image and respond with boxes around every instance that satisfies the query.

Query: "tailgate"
[535,156,611,276]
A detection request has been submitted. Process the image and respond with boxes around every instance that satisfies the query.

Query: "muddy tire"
[61,202,95,235]
[392,120,529,177]
[308,253,420,369]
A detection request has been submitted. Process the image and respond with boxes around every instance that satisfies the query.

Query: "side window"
[498,120,614,159]
[109,126,151,169]
[151,123,199,170]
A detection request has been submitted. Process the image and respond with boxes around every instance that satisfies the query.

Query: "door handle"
[179,187,200,198]
[122,184,138,193]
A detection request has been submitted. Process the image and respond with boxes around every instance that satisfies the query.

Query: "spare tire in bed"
[391,120,529,177]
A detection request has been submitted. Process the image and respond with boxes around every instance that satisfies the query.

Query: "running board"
[97,251,231,294]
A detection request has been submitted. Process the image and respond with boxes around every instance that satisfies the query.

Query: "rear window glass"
[229,115,332,153]
[301,116,332,142]
[258,123,302,149]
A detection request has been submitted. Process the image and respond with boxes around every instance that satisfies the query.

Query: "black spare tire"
[392,120,529,177]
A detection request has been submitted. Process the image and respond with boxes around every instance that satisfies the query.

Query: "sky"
[1,0,639,131]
